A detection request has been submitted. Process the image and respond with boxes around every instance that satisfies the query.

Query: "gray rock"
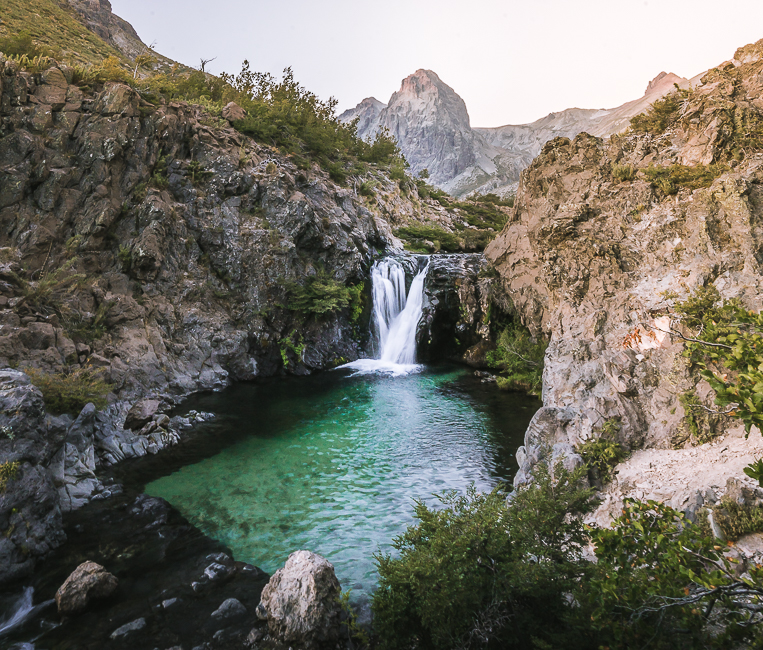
[211,597,246,621]
[256,550,341,648]
[109,617,146,639]
[56,561,119,615]
[124,399,161,430]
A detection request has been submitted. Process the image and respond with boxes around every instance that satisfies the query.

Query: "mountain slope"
[342,69,695,198]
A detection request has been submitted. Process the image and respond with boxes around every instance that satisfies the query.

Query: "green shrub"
[63,300,113,343]
[18,259,86,316]
[284,271,362,317]
[0,461,20,493]
[611,163,637,182]
[394,224,461,253]
[453,200,509,231]
[629,88,688,135]
[279,330,305,369]
[709,498,763,541]
[372,464,596,650]
[644,163,727,194]
[577,419,627,483]
[25,367,110,415]
[487,324,547,395]
[0,31,51,58]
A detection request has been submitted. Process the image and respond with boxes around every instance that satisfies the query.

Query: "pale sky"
[110,0,763,127]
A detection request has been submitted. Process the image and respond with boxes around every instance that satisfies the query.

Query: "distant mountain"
[340,69,698,197]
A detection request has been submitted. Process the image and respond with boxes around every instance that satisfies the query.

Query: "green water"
[145,365,538,595]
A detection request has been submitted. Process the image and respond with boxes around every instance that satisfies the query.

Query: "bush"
[17,259,86,316]
[577,419,627,483]
[644,163,727,195]
[487,324,547,395]
[0,31,51,58]
[611,163,637,182]
[708,498,763,541]
[630,88,688,135]
[284,271,363,317]
[25,367,110,415]
[372,464,597,650]
[394,224,461,253]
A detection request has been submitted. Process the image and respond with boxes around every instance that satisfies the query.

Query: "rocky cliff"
[486,39,763,517]
[342,69,695,198]
[0,54,460,584]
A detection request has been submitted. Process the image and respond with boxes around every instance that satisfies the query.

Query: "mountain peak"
[644,71,686,96]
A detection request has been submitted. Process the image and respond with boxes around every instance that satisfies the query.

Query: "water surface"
[146,366,538,595]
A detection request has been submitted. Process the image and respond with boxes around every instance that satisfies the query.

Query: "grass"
[0,0,127,67]
[25,367,110,415]
[0,461,20,493]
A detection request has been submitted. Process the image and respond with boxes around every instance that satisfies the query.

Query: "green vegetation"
[279,330,305,369]
[373,464,597,650]
[373,471,763,649]
[284,271,363,318]
[702,498,763,542]
[17,259,86,316]
[487,324,547,395]
[0,461,20,493]
[0,0,126,66]
[63,300,113,344]
[611,162,637,182]
[394,224,461,253]
[25,367,110,415]
[577,418,627,483]
[644,163,727,195]
[744,459,763,486]
[629,87,689,135]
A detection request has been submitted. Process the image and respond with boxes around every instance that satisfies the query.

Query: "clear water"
[145,366,538,596]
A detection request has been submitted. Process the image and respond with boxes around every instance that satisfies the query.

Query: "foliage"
[710,498,763,542]
[477,193,515,207]
[284,270,363,317]
[487,324,547,396]
[611,163,637,182]
[372,464,597,650]
[63,300,113,344]
[577,418,627,483]
[394,224,461,253]
[17,259,86,316]
[0,31,53,58]
[279,330,305,369]
[584,498,763,648]
[452,200,509,231]
[629,88,689,135]
[0,461,20,493]
[673,286,763,435]
[187,160,213,186]
[644,163,727,195]
[744,459,763,487]
[25,367,110,415]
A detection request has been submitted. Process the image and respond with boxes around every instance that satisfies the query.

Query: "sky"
[110,0,763,127]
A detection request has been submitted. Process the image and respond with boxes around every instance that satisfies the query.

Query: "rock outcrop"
[485,39,763,499]
[256,550,342,649]
[0,53,461,584]
[341,69,695,198]
[55,560,118,615]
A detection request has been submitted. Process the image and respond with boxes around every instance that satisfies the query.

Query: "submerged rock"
[55,560,118,615]
[256,550,341,648]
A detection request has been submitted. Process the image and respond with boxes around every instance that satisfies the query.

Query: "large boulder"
[256,550,341,648]
[55,560,118,615]
[124,398,160,431]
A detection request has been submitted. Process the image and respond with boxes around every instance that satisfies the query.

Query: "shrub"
[0,31,51,58]
[453,200,509,231]
[394,224,461,253]
[487,324,547,395]
[372,464,597,650]
[18,259,86,316]
[630,88,689,135]
[577,419,627,483]
[709,498,763,541]
[284,271,362,317]
[644,163,727,195]
[0,461,20,493]
[611,162,637,182]
[25,367,110,415]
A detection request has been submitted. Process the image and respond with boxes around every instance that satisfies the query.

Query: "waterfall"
[0,586,52,639]
[340,257,428,375]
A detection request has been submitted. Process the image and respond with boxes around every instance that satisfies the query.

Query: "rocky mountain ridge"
[341,68,696,198]
[485,38,763,522]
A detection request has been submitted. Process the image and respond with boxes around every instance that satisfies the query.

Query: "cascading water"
[341,257,429,375]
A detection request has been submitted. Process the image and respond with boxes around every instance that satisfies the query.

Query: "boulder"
[211,597,246,622]
[256,550,341,648]
[222,101,246,122]
[124,399,160,430]
[55,561,118,615]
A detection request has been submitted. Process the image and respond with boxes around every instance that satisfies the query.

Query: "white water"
[340,258,429,376]
[0,586,53,641]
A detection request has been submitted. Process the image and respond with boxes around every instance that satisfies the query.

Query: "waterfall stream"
[341,257,428,375]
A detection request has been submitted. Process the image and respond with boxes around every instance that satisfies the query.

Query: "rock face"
[485,39,763,489]
[55,560,118,615]
[0,53,463,585]
[341,70,695,198]
[256,550,342,648]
